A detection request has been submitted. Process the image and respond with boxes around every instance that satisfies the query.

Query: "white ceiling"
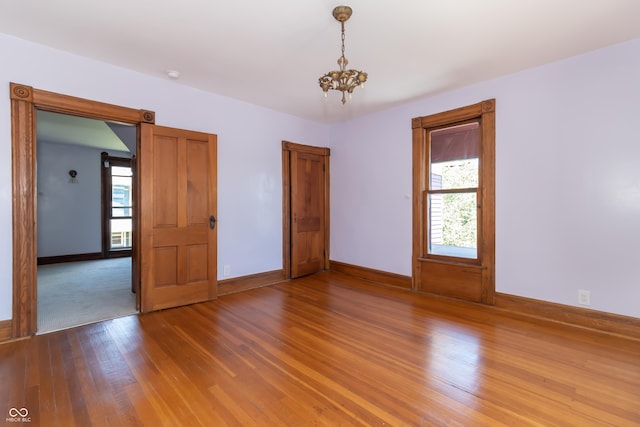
[2,1,640,123]
[36,111,135,152]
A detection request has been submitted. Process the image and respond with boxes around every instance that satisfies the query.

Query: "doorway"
[10,82,156,338]
[11,83,218,338]
[282,141,330,278]
[35,111,138,333]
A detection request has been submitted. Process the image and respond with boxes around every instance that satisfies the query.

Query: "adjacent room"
[35,111,138,333]
[0,1,639,425]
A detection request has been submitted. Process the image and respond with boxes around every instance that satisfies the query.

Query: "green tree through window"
[440,160,477,248]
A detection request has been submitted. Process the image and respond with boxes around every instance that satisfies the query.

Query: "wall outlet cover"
[578,289,590,306]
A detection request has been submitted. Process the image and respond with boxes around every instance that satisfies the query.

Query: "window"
[110,165,133,250]
[102,154,133,255]
[412,100,495,304]
[428,121,479,260]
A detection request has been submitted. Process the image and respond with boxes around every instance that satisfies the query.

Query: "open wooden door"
[284,142,330,278]
[139,124,217,312]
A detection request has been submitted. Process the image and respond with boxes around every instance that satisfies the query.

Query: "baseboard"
[0,320,12,343]
[105,250,132,259]
[38,252,103,265]
[329,260,639,340]
[330,260,412,289]
[495,292,640,341]
[218,269,286,296]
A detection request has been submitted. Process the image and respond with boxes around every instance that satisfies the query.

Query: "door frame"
[9,82,155,338]
[281,141,331,279]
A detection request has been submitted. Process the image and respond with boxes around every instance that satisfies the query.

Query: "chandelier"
[318,6,368,104]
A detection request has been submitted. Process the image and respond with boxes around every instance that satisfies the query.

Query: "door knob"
[210,215,217,230]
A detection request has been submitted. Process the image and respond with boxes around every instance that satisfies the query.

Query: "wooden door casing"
[140,124,218,312]
[282,141,330,279]
[9,83,155,338]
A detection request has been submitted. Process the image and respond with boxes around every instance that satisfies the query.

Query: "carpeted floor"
[37,257,137,334]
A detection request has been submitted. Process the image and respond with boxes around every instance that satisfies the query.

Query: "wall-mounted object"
[166,70,180,80]
[68,169,78,184]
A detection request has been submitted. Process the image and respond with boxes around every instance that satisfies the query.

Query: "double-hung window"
[427,121,479,260]
[102,154,133,255]
[412,100,495,304]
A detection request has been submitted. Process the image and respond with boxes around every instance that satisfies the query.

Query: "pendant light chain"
[340,22,346,71]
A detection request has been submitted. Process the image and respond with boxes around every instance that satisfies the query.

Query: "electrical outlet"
[223,265,231,277]
[578,289,591,306]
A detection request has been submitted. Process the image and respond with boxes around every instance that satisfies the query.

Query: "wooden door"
[287,143,330,278]
[139,124,217,312]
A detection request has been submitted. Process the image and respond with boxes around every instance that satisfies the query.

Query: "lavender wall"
[36,142,133,257]
[330,39,640,318]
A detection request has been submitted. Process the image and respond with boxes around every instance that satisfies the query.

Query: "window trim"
[412,99,495,304]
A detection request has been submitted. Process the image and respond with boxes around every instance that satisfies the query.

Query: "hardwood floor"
[1,272,639,426]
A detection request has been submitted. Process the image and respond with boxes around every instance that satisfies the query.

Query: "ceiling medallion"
[318,6,368,105]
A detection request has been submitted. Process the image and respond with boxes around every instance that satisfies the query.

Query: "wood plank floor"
[1,272,639,426]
